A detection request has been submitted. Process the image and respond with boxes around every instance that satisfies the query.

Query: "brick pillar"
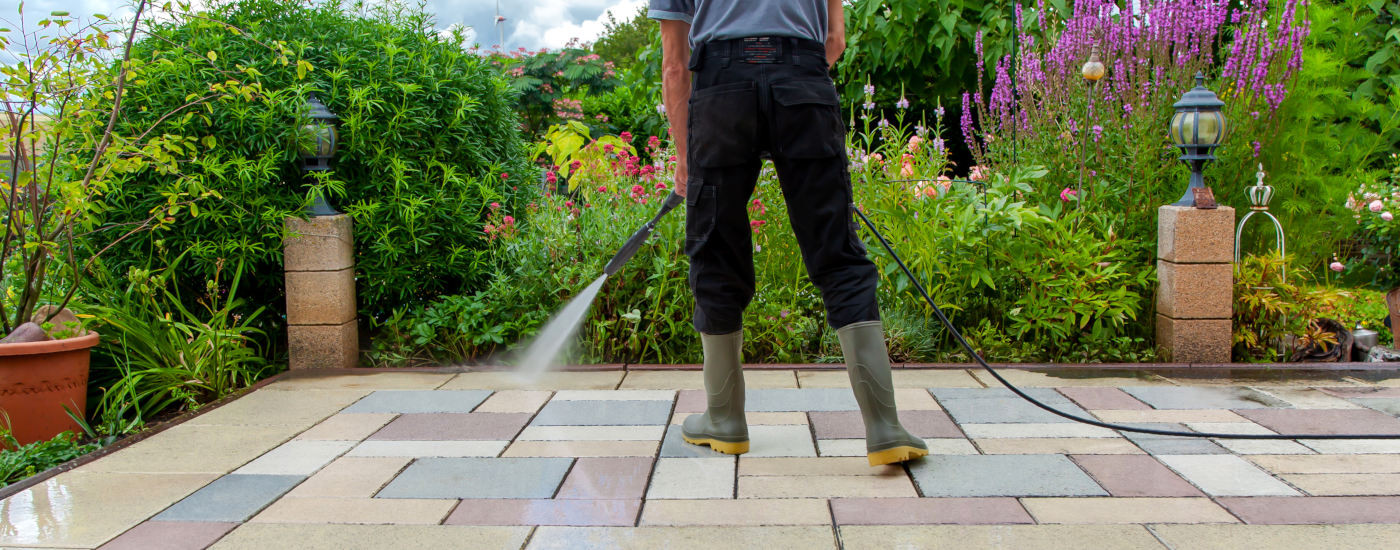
[1156,205,1235,363]
[285,215,358,369]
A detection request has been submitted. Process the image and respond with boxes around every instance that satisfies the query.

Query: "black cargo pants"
[685,36,880,335]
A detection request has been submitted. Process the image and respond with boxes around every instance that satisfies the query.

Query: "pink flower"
[907,135,922,153]
[631,184,644,195]
[655,182,667,190]
[1383,212,1395,222]
[598,186,607,193]
[1330,261,1345,272]
[969,165,987,181]
[647,136,661,149]
[1060,188,1078,202]
[489,202,500,211]
[502,215,515,226]
[545,171,558,184]
[570,160,582,170]
[1370,200,1385,212]
[620,131,633,141]
[900,161,915,178]
[564,200,574,208]
[500,172,509,180]
[603,144,615,154]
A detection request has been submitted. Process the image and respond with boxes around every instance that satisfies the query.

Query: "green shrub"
[96,0,531,323]
[0,428,97,488]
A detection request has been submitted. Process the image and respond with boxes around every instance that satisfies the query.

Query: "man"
[649,0,928,466]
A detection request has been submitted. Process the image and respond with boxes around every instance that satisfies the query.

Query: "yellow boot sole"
[867,445,929,466]
[681,434,750,455]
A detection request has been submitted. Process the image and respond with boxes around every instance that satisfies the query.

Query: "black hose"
[850,203,1400,440]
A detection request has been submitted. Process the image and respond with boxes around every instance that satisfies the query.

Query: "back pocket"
[688,82,758,167]
[770,79,844,159]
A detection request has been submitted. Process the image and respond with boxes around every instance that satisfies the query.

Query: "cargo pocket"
[684,177,718,258]
[689,82,758,167]
[771,79,844,159]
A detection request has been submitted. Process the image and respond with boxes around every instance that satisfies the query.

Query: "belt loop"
[722,40,733,68]
[787,37,800,66]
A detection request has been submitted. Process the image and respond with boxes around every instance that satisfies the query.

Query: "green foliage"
[97,0,530,323]
[592,6,656,73]
[493,45,620,136]
[1341,152,1400,288]
[0,428,97,487]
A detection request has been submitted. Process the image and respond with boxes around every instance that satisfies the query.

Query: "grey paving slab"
[1118,423,1230,455]
[745,388,859,412]
[928,387,1072,403]
[154,475,304,522]
[939,397,1090,424]
[1121,386,1290,410]
[1353,398,1400,417]
[376,457,573,499]
[530,400,673,426]
[908,455,1108,497]
[659,425,737,458]
[341,390,492,414]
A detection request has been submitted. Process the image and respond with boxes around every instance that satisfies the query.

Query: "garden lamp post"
[299,93,340,217]
[1168,72,1226,207]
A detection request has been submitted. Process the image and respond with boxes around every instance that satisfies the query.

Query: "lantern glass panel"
[301,122,337,157]
[1169,112,1189,147]
[1197,111,1225,146]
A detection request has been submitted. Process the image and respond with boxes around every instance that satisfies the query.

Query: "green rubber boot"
[838,320,929,466]
[681,330,749,454]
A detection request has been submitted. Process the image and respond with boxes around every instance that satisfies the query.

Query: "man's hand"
[659,19,691,198]
[826,0,846,65]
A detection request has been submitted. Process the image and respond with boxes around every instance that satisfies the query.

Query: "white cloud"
[510,0,643,49]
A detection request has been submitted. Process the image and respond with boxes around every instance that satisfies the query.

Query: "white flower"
[863,101,875,110]
[656,104,666,114]
[864,84,875,96]
[1370,200,1385,212]
[896,97,910,109]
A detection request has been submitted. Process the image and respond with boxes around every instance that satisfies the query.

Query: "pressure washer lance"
[849,201,1400,441]
[604,191,685,277]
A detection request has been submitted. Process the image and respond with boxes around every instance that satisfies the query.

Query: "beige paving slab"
[671,411,808,425]
[1161,376,1366,387]
[1299,440,1400,454]
[1148,524,1400,550]
[75,423,302,474]
[971,369,1171,387]
[1022,497,1239,524]
[838,525,1166,550]
[974,437,1144,455]
[817,438,977,457]
[620,370,796,389]
[647,457,735,499]
[234,440,356,476]
[960,423,1120,439]
[346,440,507,458]
[295,413,397,441]
[640,499,831,526]
[1280,473,1400,496]
[1182,422,1315,455]
[739,457,904,477]
[443,371,623,390]
[249,496,457,524]
[0,471,218,548]
[210,523,531,550]
[1091,409,1249,424]
[526,526,837,550]
[474,390,553,413]
[894,388,942,410]
[265,372,453,391]
[1248,454,1400,474]
[1253,388,1364,409]
[552,389,675,401]
[286,456,412,498]
[798,369,982,389]
[185,389,369,427]
[501,440,658,457]
[517,425,666,441]
[739,474,917,498]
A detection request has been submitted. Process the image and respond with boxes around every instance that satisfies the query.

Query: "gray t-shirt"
[648,0,828,46]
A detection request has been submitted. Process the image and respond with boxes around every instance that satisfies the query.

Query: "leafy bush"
[491,44,620,137]
[96,0,530,323]
[1343,152,1400,288]
[0,428,97,487]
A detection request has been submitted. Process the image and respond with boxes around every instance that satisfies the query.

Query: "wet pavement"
[2,367,1400,549]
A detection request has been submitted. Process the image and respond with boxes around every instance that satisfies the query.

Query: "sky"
[0,0,647,50]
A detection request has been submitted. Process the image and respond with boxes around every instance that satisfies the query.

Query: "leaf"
[206,51,217,63]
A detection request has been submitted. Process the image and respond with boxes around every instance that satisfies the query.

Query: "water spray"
[604,192,685,276]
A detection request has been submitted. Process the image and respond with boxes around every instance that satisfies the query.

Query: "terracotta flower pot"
[0,332,99,446]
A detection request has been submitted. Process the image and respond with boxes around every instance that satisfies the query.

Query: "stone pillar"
[1156,205,1236,363]
[285,215,359,369]
[1388,287,1399,342]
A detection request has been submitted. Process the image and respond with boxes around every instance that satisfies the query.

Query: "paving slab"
[929,387,1072,403]
[376,457,572,499]
[660,425,737,458]
[1280,473,1400,496]
[744,424,818,457]
[940,397,1090,424]
[1092,409,1250,424]
[960,423,1119,439]
[209,523,531,550]
[447,499,641,526]
[738,474,917,498]
[739,457,903,477]
[831,497,1032,525]
[670,411,807,425]
[908,455,1108,497]
[517,425,666,441]
[971,369,1170,387]
[295,413,397,441]
[249,496,457,524]
[341,390,492,414]
[530,400,673,426]
[639,499,831,526]
[264,372,453,391]
[796,369,982,388]
[619,370,796,390]
[552,390,674,401]
[555,457,653,500]
[1248,454,1400,474]
[1058,387,1153,410]
[1121,386,1291,409]
[346,440,507,458]
[809,410,962,439]
[974,438,1143,455]
[1216,496,1400,524]
[285,457,412,498]
[837,525,1166,550]
[97,521,238,550]
[1236,408,1400,436]
[1022,497,1238,524]
[1297,439,1400,454]
[646,457,735,499]
[1156,455,1300,496]
[368,413,532,440]
[1070,455,1204,497]
[745,388,860,411]
[154,474,305,522]
[184,389,368,427]
[1182,422,1315,455]
[444,371,623,390]
[75,423,303,475]
[1254,388,1365,409]
[474,390,553,413]
[233,440,355,476]
[1119,424,1231,455]
[1149,524,1400,550]
[525,526,837,550]
[501,440,659,457]
[0,471,219,548]
[1353,398,1400,416]
[1318,387,1400,399]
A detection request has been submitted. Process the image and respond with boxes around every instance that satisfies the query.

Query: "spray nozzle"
[603,192,684,276]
